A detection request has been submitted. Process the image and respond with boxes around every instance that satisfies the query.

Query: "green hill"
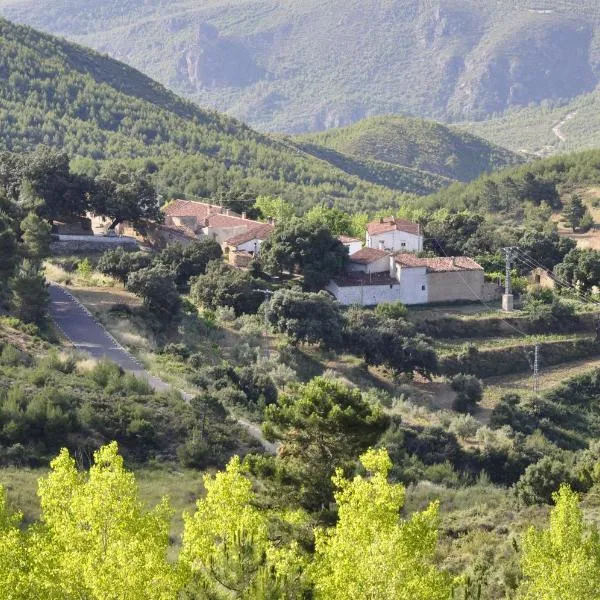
[296,116,523,182]
[457,90,600,157]
[0,17,443,213]
[2,0,600,132]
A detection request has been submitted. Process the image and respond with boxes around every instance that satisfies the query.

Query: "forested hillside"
[0,18,438,213]
[458,89,600,157]
[297,115,523,182]
[2,0,600,132]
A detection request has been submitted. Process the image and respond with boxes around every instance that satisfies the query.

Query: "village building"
[366,216,423,252]
[338,235,362,255]
[327,250,486,306]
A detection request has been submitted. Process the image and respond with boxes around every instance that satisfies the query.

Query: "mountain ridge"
[3,0,600,132]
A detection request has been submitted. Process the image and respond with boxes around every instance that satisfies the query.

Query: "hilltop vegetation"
[3,0,600,132]
[0,17,431,213]
[297,115,523,182]
[459,89,600,157]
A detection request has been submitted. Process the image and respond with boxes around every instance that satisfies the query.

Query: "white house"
[338,235,362,256]
[366,217,423,252]
[327,252,484,306]
[163,200,270,246]
[224,223,274,255]
[346,247,393,275]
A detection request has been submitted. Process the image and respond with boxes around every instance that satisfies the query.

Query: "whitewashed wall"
[397,266,428,304]
[344,240,363,255]
[326,281,402,306]
[367,230,423,252]
[347,255,391,274]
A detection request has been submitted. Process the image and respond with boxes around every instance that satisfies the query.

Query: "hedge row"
[440,338,600,379]
[415,312,594,340]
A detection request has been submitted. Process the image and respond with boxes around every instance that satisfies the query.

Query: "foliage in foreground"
[0,443,454,600]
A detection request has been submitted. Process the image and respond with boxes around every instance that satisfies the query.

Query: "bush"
[265,289,344,349]
[449,414,479,439]
[450,374,483,414]
[515,456,578,505]
[374,301,408,320]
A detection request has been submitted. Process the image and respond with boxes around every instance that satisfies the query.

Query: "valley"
[1,8,600,599]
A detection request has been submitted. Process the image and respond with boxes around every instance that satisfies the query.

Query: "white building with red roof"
[366,216,423,252]
[163,200,273,249]
[327,247,485,306]
[337,235,362,255]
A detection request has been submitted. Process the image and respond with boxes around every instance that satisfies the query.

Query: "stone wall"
[50,236,139,255]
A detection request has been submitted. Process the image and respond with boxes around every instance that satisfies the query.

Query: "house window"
[421,285,426,291]
[401,242,406,247]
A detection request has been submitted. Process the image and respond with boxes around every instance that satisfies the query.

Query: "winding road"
[48,283,275,452]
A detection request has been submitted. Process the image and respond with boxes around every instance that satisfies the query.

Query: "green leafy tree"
[190,261,264,315]
[515,457,577,506]
[97,247,153,284]
[32,442,178,599]
[450,374,483,414]
[156,239,222,290]
[518,485,600,599]
[343,308,438,378]
[306,206,353,236]
[180,455,308,598]
[91,166,161,229]
[554,248,600,292]
[20,212,51,260]
[562,194,590,232]
[260,218,347,291]
[517,229,576,272]
[262,377,389,510]
[254,196,295,223]
[126,264,181,325]
[10,260,48,324]
[312,448,454,600]
[265,288,344,349]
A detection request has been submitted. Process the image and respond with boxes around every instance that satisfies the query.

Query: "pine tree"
[562,194,589,232]
[20,212,51,260]
[10,260,48,324]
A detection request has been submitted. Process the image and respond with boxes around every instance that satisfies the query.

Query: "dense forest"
[296,115,523,182]
[0,17,434,213]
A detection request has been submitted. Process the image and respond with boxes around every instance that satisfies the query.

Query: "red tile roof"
[395,254,483,273]
[349,247,390,264]
[163,199,226,220]
[225,223,274,246]
[205,213,261,228]
[367,217,421,236]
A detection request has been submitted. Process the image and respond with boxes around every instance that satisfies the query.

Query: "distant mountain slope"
[457,90,600,157]
[2,0,600,132]
[296,116,523,182]
[0,17,440,213]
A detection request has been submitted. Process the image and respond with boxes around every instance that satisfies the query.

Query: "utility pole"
[502,247,517,312]
[532,344,540,393]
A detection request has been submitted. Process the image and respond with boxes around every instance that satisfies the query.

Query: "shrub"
[515,456,578,505]
[450,374,483,414]
[449,414,479,439]
[374,301,408,320]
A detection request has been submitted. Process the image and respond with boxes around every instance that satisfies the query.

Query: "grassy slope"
[0,17,440,212]
[2,1,600,132]
[296,115,523,182]
[457,90,600,157]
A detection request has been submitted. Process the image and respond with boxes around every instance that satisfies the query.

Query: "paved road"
[48,283,275,452]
